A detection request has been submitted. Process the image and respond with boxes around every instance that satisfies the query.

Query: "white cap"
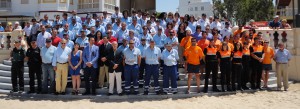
[274,15,279,18]
[15,22,19,25]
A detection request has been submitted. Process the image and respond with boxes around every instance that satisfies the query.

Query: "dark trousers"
[204,61,218,90]
[124,64,139,93]
[84,67,97,93]
[163,65,177,92]
[28,64,42,92]
[144,64,160,92]
[11,61,24,91]
[242,61,250,88]
[251,61,263,89]
[232,64,243,90]
[139,59,146,80]
[220,62,231,89]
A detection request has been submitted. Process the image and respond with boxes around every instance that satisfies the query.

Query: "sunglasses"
[61,43,66,44]
[129,43,134,44]
[191,41,196,42]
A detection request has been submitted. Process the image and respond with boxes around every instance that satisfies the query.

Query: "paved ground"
[1,83,300,109]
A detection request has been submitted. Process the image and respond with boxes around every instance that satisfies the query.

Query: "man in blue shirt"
[41,14,53,33]
[274,43,291,91]
[75,30,89,49]
[123,39,141,95]
[269,15,281,29]
[127,30,140,47]
[127,16,142,37]
[115,22,129,45]
[41,39,57,94]
[143,39,162,95]
[69,17,82,40]
[139,26,153,44]
[59,24,75,40]
[82,37,99,95]
[153,27,167,50]
[137,38,149,81]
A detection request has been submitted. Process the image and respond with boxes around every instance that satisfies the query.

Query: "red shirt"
[95,40,104,46]
[108,36,118,43]
[51,36,61,47]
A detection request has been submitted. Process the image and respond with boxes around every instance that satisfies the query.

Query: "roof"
[0,15,33,18]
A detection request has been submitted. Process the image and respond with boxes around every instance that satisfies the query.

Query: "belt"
[146,64,159,66]
[43,63,52,65]
[277,63,287,64]
[164,65,176,67]
[233,63,242,64]
[125,64,137,66]
[57,62,68,64]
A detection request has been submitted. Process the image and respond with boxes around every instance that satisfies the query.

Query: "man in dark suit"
[98,36,113,88]
[107,41,123,96]
[82,37,99,95]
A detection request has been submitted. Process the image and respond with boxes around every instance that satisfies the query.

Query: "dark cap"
[202,13,206,16]
[225,22,230,25]
[31,37,37,42]
[31,18,37,22]
[150,39,155,42]
[46,38,52,43]
[132,16,138,21]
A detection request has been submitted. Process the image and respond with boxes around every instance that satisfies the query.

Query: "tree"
[213,0,275,25]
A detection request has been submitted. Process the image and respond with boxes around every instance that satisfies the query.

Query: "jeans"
[163,65,178,93]
[124,64,139,93]
[42,63,55,93]
[144,64,160,92]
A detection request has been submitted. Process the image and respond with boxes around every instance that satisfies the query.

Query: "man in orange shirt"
[184,38,204,94]
[261,41,274,88]
[197,31,209,77]
[180,30,192,49]
[212,31,222,50]
[233,24,243,37]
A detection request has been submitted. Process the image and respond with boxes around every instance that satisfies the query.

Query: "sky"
[156,0,212,13]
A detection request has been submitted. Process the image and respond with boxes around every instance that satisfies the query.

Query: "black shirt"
[26,47,42,65]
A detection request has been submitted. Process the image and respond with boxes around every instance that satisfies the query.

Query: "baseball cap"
[46,38,52,43]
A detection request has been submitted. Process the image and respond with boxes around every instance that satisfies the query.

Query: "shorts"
[263,64,272,71]
[187,64,200,73]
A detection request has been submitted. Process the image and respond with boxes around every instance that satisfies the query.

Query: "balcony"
[278,8,298,20]
[0,0,11,12]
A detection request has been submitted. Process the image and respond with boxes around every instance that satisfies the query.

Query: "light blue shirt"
[112,23,121,32]
[139,33,153,44]
[68,16,82,24]
[123,47,141,65]
[143,46,161,64]
[138,18,147,27]
[41,45,57,64]
[153,33,167,48]
[188,21,197,33]
[161,49,179,66]
[138,43,149,57]
[84,19,96,28]
[61,18,69,26]
[0,26,5,32]
[77,28,90,36]
[69,22,82,37]
[41,20,53,32]
[274,49,292,63]
[52,46,72,66]
[115,29,129,43]
[164,37,179,50]
[116,44,128,54]
[127,23,142,37]
[58,40,74,50]
[95,25,106,35]
[37,32,52,48]
[58,30,75,40]
[52,20,62,27]
[121,17,132,25]
[127,36,140,47]
[75,36,89,47]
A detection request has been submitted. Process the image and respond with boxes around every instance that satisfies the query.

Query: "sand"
[1,83,300,109]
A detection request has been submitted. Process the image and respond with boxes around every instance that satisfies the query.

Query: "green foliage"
[213,0,275,25]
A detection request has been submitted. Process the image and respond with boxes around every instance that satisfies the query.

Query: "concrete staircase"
[0,59,288,96]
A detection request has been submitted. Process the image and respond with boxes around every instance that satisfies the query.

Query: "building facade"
[178,0,213,18]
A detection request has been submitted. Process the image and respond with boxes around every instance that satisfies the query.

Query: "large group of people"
[7,6,292,96]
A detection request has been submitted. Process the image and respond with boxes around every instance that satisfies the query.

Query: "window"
[104,0,116,11]
[21,0,29,4]
[78,0,99,9]
[201,6,204,11]
[43,0,56,3]
[195,7,198,11]
[190,7,193,11]
[0,0,11,8]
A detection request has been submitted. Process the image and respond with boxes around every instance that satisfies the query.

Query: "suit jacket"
[98,42,113,66]
[108,49,123,73]
[83,44,99,68]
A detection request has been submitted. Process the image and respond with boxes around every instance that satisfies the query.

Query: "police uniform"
[161,46,179,94]
[123,47,141,95]
[137,41,149,80]
[26,38,42,93]
[143,45,161,95]
[10,40,26,92]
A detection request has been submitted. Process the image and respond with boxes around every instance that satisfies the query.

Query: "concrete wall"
[178,0,213,18]
[120,0,155,12]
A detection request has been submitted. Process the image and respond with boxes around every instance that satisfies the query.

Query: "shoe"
[107,93,113,96]
[284,89,288,91]
[177,77,181,81]
[54,92,60,95]
[76,90,80,95]
[27,90,35,94]
[238,87,244,91]
[133,91,139,95]
[82,92,91,95]
[10,89,18,93]
[213,88,221,92]
[118,93,123,96]
[242,86,249,90]
[186,90,190,94]
[227,87,232,92]
[172,92,178,94]
[257,87,263,90]
[92,92,97,95]
[156,91,161,95]
[18,90,24,94]
[203,89,208,93]
[143,91,149,95]
[61,92,66,95]
[71,90,76,95]
[125,92,131,95]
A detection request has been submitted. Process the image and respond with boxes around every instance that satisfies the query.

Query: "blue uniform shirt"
[161,49,179,66]
[52,46,72,66]
[75,36,89,48]
[139,33,153,44]
[164,37,179,50]
[143,46,161,64]
[153,33,167,48]
[127,23,142,37]
[41,45,57,64]
[274,49,292,63]
[123,47,141,65]
[115,29,129,44]
[138,43,149,57]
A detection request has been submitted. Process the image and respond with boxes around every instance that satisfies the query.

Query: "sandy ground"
[1,83,300,109]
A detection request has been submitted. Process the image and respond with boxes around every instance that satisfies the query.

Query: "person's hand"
[53,66,57,71]
[259,58,263,63]
[101,57,107,62]
[74,66,78,70]
[113,64,118,69]
[86,62,92,67]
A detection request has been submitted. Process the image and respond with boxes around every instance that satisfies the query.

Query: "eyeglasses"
[129,43,134,44]
[61,43,66,44]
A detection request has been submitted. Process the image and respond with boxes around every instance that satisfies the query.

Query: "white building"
[0,0,120,23]
[178,0,213,18]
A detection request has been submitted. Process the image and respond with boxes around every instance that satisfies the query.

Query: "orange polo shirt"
[180,36,192,49]
[233,29,243,36]
[213,39,222,50]
[184,46,204,65]
[262,47,274,64]
[197,38,210,50]
[220,42,234,51]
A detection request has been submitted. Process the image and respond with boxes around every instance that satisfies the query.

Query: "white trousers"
[108,71,122,94]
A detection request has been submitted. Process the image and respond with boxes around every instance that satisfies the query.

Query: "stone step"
[3,60,28,67]
[0,70,29,78]
[0,64,29,72]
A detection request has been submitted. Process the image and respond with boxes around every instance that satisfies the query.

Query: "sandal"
[71,90,76,95]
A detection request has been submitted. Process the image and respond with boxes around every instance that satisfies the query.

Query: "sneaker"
[61,92,66,95]
[143,91,149,95]
[27,90,35,94]
[118,93,123,96]
[54,92,60,95]
[172,92,178,94]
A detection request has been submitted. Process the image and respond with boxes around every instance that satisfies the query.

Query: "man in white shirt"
[220,22,232,39]
[37,25,52,48]
[197,14,210,31]
[210,16,222,31]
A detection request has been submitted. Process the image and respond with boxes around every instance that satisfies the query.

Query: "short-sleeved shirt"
[180,36,192,49]
[213,39,222,50]
[197,38,210,50]
[164,37,178,50]
[184,46,204,65]
[262,47,274,64]
[250,44,264,59]
[269,20,281,28]
[143,46,162,64]
[75,36,89,48]
[231,51,243,63]
[138,43,149,57]
[123,47,141,65]
[274,49,292,63]
[153,33,167,48]
[41,45,56,64]
[204,47,218,61]
[115,29,129,43]
[217,50,231,62]
[161,49,179,66]
[26,47,42,65]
